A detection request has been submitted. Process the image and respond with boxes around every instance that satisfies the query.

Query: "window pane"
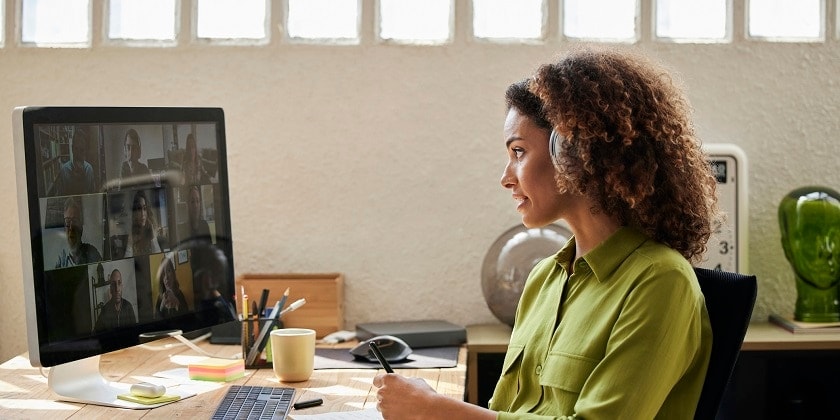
[288,0,358,39]
[474,0,543,40]
[109,0,177,41]
[196,0,267,39]
[21,0,90,45]
[564,0,636,40]
[379,0,451,43]
[657,0,726,40]
[749,0,821,39]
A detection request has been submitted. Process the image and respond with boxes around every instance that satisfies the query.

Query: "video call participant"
[181,185,211,240]
[54,127,95,196]
[120,128,150,180]
[55,196,102,268]
[181,133,210,186]
[156,256,189,319]
[191,240,236,324]
[373,47,718,418]
[94,269,137,331]
[124,190,162,257]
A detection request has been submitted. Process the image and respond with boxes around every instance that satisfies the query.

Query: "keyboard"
[211,385,295,420]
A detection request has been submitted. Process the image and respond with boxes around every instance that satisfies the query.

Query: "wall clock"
[700,143,748,273]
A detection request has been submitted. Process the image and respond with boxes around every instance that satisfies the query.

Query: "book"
[769,313,840,334]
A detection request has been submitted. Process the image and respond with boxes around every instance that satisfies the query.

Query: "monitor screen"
[13,107,236,381]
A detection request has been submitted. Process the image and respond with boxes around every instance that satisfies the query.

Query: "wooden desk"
[0,338,466,419]
[464,321,840,405]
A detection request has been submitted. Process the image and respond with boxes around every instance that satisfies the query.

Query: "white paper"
[291,407,383,420]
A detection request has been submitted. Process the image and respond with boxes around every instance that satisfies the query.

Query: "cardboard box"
[237,273,343,338]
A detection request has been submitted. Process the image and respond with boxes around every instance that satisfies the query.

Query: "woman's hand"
[372,372,497,420]
[372,373,439,419]
[162,289,179,309]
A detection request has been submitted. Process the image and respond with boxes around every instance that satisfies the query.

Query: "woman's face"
[500,108,565,228]
[163,265,175,289]
[133,196,148,227]
[125,136,141,162]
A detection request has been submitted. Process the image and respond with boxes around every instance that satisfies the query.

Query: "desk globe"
[481,224,571,326]
[779,186,840,322]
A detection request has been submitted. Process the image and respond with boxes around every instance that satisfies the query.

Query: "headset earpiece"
[549,129,562,163]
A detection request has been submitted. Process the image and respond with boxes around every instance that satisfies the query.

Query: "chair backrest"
[693,267,757,420]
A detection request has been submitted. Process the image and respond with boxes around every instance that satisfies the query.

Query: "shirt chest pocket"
[539,351,598,394]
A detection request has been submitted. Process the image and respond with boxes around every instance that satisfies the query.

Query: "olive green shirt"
[489,227,712,419]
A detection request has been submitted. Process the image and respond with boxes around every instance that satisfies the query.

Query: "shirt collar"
[554,226,649,283]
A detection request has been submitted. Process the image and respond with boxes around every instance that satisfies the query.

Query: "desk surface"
[0,338,466,419]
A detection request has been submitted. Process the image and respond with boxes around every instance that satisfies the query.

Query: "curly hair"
[529,46,719,262]
[505,79,551,130]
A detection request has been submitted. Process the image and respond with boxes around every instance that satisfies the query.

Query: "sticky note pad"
[117,393,181,405]
[188,357,245,382]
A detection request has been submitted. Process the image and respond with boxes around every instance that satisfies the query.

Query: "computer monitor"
[12,106,237,408]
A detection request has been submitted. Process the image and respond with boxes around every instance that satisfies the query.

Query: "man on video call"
[55,196,102,268]
[95,269,137,331]
[54,127,95,196]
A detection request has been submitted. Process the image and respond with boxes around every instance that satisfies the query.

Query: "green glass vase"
[778,186,840,322]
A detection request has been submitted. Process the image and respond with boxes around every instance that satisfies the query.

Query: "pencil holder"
[241,317,283,368]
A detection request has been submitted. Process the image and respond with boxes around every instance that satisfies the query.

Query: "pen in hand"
[369,341,394,373]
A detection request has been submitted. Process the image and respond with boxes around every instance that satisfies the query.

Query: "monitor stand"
[48,354,196,409]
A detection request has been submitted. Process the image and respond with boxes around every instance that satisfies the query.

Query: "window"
[21,0,90,46]
[196,0,268,41]
[108,0,177,42]
[287,0,358,41]
[379,0,451,44]
[656,0,727,42]
[473,0,544,40]
[563,0,637,41]
[748,0,822,40]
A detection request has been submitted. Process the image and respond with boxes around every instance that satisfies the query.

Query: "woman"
[181,133,210,186]
[156,256,189,318]
[373,47,718,418]
[124,190,162,257]
[184,185,211,240]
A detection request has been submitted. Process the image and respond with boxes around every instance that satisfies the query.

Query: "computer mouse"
[350,335,412,362]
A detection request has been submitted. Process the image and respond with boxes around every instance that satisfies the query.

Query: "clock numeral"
[718,240,734,255]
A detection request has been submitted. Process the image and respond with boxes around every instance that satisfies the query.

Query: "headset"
[549,129,563,164]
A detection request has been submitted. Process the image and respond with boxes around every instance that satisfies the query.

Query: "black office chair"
[693,267,757,420]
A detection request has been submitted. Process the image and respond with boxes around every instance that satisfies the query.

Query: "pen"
[257,288,269,316]
[293,398,324,410]
[369,341,394,373]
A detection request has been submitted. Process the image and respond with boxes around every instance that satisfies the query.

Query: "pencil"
[277,288,290,313]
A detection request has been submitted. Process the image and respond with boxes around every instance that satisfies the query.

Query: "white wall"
[2,35,839,360]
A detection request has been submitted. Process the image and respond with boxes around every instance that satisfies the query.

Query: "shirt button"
[536,365,542,375]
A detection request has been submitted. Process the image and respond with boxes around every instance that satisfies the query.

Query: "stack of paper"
[188,358,245,382]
